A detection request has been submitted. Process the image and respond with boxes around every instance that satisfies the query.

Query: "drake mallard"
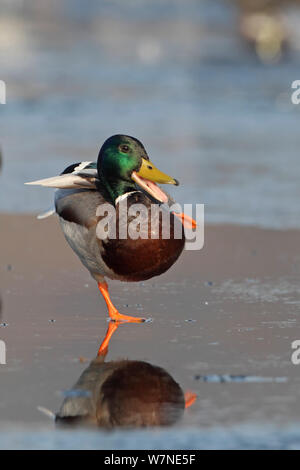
[26,135,193,323]
[56,321,196,428]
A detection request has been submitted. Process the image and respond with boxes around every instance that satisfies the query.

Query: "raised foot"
[184,391,197,409]
[173,211,197,229]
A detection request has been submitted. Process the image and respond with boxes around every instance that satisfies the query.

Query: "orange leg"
[173,212,197,230]
[97,321,120,357]
[98,281,145,323]
[184,391,197,409]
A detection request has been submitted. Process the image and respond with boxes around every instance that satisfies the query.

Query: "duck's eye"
[120,145,130,153]
[147,165,153,170]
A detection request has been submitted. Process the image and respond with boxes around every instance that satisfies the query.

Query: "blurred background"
[0,0,300,228]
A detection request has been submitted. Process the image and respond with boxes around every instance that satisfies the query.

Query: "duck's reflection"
[56,321,196,429]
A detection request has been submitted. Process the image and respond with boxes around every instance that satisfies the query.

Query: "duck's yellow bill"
[136,158,179,186]
[131,158,179,204]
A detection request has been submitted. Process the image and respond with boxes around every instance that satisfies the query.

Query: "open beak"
[25,173,97,189]
[131,158,179,204]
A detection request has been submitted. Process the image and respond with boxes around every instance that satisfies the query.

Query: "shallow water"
[1,216,300,449]
[1,424,300,450]
[0,0,300,227]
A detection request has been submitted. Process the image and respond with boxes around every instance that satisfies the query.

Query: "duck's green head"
[97,134,178,204]
[25,135,179,206]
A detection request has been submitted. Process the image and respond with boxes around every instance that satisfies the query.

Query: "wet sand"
[1,213,300,446]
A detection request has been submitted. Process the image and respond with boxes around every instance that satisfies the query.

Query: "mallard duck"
[27,135,193,323]
[56,321,196,428]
